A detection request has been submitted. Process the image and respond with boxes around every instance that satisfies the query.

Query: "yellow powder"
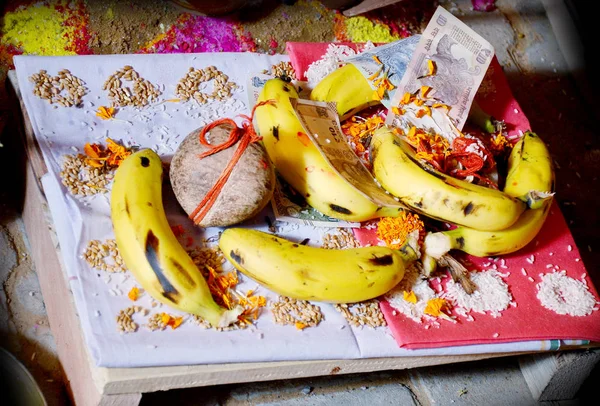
[344,16,400,43]
[1,2,76,56]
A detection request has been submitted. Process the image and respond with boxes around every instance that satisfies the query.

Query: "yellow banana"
[219,228,417,303]
[424,131,555,258]
[254,78,403,222]
[111,149,242,327]
[309,63,380,121]
[504,131,555,209]
[370,126,526,231]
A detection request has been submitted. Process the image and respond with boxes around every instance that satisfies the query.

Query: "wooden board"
[7,70,598,405]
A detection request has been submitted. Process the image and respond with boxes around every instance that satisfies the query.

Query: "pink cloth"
[286,41,600,348]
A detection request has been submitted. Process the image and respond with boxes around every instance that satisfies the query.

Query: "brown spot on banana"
[329,204,353,215]
[140,156,150,167]
[124,198,131,217]
[369,254,394,266]
[169,258,197,289]
[144,230,181,304]
[272,125,280,141]
[463,202,475,215]
[229,250,244,265]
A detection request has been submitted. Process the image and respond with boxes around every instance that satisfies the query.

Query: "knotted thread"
[189,100,273,225]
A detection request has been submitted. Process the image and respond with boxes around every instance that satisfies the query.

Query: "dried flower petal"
[128,287,140,301]
[403,290,417,304]
[424,298,447,317]
[96,106,116,120]
[427,60,437,76]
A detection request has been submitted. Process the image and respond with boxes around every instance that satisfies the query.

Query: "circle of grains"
[60,154,113,196]
[102,65,161,108]
[29,69,87,107]
[175,66,237,104]
[322,229,361,249]
[334,300,387,328]
[271,296,323,328]
[84,239,127,273]
[116,306,147,334]
[267,61,296,80]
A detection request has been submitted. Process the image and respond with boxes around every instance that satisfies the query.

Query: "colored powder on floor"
[140,14,253,54]
[61,1,93,55]
[1,1,78,56]
[343,16,400,43]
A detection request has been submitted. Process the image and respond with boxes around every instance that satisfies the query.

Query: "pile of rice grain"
[536,271,598,316]
[385,265,436,323]
[305,42,375,86]
[443,270,512,318]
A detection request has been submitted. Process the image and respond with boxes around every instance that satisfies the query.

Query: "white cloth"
[15,53,556,367]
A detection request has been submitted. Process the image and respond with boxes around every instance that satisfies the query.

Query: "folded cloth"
[285,41,600,349]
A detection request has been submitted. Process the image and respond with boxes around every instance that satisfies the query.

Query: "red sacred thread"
[189,100,274,225]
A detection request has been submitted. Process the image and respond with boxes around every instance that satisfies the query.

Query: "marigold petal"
[403,290,418,304]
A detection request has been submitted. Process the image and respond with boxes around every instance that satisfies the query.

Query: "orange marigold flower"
[376,213,425,250]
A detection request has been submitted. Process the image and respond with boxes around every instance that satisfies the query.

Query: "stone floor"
[1,0,599,404]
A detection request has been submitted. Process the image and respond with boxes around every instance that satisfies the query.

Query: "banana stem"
[423,231,454,259]
[438,254,476,294]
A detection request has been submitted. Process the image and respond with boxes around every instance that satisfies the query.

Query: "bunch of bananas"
[423,131,555,258]
[111,149,243,327]
[253,78,403,222]
[309,64,555,258]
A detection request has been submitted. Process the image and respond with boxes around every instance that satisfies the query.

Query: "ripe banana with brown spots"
[219,228,418,303]
[424,131,555,258]
[370,126,526,231]
[254,78,403,222]
[110,149,242,327]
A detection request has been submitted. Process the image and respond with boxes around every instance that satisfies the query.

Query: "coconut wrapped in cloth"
[170,123,275,227]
